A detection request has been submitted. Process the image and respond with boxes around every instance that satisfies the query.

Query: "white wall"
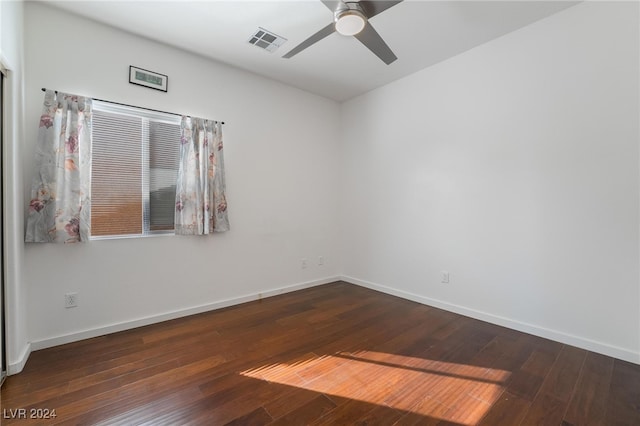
[340,1,640,363]
[1,0,28,374]
[23,3,341,352]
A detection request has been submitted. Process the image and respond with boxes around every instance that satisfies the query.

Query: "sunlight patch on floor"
[240,350,510,425]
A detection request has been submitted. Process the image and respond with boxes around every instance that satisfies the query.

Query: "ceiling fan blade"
[320,0,341,12]
[283,22,336,59]
[354,21,397,65]
[358,1,403,18]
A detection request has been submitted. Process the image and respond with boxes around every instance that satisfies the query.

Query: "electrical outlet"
[65,292,78,308]
[318,256,324,266]
[441,271,450,284]
[301,258,308,269]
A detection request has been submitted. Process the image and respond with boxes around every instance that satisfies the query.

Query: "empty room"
[1,0,639,424]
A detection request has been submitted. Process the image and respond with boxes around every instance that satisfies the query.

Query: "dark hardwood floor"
[2,281,639,425]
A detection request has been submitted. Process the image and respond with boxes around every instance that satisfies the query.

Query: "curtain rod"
[41,88,225,125]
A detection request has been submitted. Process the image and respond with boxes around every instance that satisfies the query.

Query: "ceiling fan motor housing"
[334,2,367,36]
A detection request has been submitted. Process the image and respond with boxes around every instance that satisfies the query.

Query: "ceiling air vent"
[248,27,287,53]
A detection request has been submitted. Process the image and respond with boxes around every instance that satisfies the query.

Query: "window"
[91,101,180,238]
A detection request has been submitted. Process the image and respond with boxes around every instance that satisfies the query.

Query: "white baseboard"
[341,275,640,365]
[30,276,340,352]
[22,275,640,368]
[8,342,32,375]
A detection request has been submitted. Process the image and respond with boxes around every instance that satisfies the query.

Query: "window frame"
[90,100,181,240]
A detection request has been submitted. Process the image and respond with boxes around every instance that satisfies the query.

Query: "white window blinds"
[148,121,180,231]
[91,101,180,238]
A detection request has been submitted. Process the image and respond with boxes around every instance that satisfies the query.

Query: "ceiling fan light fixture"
[335,9,366,36]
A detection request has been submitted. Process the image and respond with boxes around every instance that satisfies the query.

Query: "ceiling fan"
[283,0,403,65]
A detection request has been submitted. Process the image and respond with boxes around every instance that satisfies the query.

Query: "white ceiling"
[44,0,579,102]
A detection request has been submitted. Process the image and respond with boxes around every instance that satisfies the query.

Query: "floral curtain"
[25,90,92,243]
[175,117,229,235]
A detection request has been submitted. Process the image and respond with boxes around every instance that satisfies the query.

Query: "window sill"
[90,231,175,241]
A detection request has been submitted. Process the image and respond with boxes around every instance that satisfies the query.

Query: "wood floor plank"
[268,394,336,425]
[262,387,323,420]
[395,396,451,425]
[2,281,639,426]
[603,359,640,425]
[89,386,204,426]
[477,391,530,425]
[544,345,587,401]
[354,403,404,425]
[518,344,588,425]
[307,398,383,426]
[224,407,273,426]
[563,352,613,425]
[505,369,544,401]
[520,392,566,425]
